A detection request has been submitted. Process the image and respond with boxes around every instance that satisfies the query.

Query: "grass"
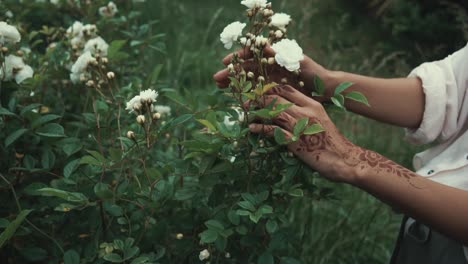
[141,0,426,263]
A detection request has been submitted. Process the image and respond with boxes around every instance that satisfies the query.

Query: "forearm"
[321,70,425,128]
[350,150,468,245]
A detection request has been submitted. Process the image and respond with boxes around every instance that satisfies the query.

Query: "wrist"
[321,70,344,100]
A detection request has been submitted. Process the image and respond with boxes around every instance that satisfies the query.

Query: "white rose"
[270,13,291,31]
[14,65,33,84]
[240,0,268,9]
[71,52,96,73]
[2,55,34,84]
[271,39,304,72]
[126,95,142,113]
[70,51,96,83]
[84,37,109,56]
[0,21,21,44]
[99,1,118,18]
[66,21,84,38]
[199,249,210,261]
[139,89,158,103]
[153,105,171,115]
[220,21,246,49]
[223,107,245,127]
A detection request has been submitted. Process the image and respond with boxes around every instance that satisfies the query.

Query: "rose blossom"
[220,21,246,49]
[0,21,21,44]
[270,13,291,31]
[271,39,304,72]
[240,0,268,9]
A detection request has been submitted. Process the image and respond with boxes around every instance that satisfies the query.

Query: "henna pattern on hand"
[293,118,420,187]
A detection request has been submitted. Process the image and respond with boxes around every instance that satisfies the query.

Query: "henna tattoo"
[292,117,420,187]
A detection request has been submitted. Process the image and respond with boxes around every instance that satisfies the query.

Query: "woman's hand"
[213,46,331,98]
[249,85,364,183]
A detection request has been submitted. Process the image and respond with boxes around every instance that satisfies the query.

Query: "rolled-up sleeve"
[405,43,468,145]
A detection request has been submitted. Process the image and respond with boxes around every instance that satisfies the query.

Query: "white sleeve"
[405,43,468,145]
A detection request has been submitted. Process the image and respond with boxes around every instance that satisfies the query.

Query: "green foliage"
[0,0,429,263]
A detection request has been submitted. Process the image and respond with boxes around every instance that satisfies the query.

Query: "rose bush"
[0,1,369,263]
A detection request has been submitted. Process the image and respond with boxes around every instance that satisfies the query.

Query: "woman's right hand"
[212,46,332,100]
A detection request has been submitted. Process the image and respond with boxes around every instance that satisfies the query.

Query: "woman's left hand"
[249,85,364,183]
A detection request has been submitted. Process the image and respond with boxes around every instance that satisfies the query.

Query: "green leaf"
[293,118,309,136]
[63,159,80,178]
[94,183,114,199]
[161,114,193,131]
[241,193,257,205]
[236,210,250,216]
[303,124,325,135]
[258,252,274,264]
[31,114,61,129]
[288,189,304,197]
[266,219,278,234]
[63,249,80,264]
[228,211,240,225]
[123,246,139,260]
[147,64,164,86]
[236,225,248,235]
[36,123,65,138]
[330,94,345,109]
[36,188,88,204]
[257,191,269,203]
[249,211,263,223]
[55,203,80,212]
[242,81,253,93]
[41,148,56,169]
[205,220,224,232]
[20,103,42,116]
[238,200,255,211]
[334,82,354,95]
[104,253,123,263]
[105,204,123,217]
[0,107,16,116]
[131,256,150,264]
[199,229,218,243]
[313,76,326,96]
[86,150,107,163]
[0,210,32,248]
[197,119,217,132]
[108,40,127,60]
[80,156,102,166]
[345,91,370,106]
[259,205,273,214]
[254,103,293,119]
[63,141,82,157]
[5,128,28,147]
[23,155,35,170]
[274,127,288,145]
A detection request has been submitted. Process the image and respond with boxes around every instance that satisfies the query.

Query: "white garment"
[405,42,468,260]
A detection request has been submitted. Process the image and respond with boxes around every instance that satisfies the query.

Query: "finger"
[249,123,293,139]
[213,60,258,83]
[222,46,276,66]
[272,111,296,132]
[256,95,302,116]
[262,46,276,58]
[216,81,229,88]
[268,85,318,107]
[213,69,229,84]
[223,48,254,66]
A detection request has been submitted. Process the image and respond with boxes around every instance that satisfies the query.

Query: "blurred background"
[139,0,467,263]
